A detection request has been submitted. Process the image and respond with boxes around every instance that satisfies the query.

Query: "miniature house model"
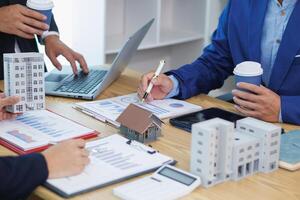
[4,53,45,113]
[190,117,281,187]
[116,104,162,143]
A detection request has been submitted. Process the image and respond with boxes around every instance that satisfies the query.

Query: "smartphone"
[169,107,245,132]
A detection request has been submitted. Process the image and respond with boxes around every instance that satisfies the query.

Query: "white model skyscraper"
[191,117,281,187]
[4,53,45,113]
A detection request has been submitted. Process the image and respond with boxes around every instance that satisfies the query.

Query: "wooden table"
[1,69,300,200]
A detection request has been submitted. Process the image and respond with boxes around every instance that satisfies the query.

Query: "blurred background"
[38,0,232,97]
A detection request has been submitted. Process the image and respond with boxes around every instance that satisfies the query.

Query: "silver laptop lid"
[98,19,154,90]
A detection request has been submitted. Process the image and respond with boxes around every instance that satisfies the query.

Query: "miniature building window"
[197,150,202,155]
[198,141,203,145]
[39,95,44,100]
[21,81,25,85]
[16,89,20,94]
[249,129,254,133]
[34,96,38,100]
[245,162,251,175]
[33,65,37,69]
[20,66,25,70]
[39,72,43,77]
[33,80,38,85]
[20,73,25,78]
[39,80,43,84]
[196,168,201,173]
[21,89,25,94]
[34,88,38,92]
[15,66,19,70]
[21,97,25,101]
[247,155,252,159]
[255,151,259,157]
[240,126,246,130]
[247,146,252,150]
[271,132,279,138]
[16,105,23,112]
[238,165,244,177]
[15,74,19,78]
[239,149,244,153]
[255,143,260,148]
[197,159,202,164]
[269,161,276,170]
[198,132,203,136]
[37,103,44,109]
[39,88,43,92]
[270,141,278,146]
[239,157,244,162]
[253,159,259,172]
[15,82,19,86]
[33,73,37,77]
[270,150,277,156]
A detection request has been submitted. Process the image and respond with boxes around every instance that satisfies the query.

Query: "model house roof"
[116,103,162,134]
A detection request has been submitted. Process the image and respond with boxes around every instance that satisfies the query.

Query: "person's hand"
[45,35,89,75]
[232,82,281,122]
[42,139,90,179]
[0,4,49,39]
[137,72,173,102]
[0,94,20,121]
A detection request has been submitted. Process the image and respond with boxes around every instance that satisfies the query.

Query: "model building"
[3,53,45,113]
[116,104,162,143]
[190,117,281,187]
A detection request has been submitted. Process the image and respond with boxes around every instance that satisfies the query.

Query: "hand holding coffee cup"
[27,0,54,35]
[233,61,263,91]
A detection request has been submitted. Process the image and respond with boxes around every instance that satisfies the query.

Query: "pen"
[141,60,166,103]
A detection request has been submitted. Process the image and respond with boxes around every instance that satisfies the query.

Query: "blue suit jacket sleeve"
[0,153,49,200]
[166,2,234,99]
[281,96,300,125]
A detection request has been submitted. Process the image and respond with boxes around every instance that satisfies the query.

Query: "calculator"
[113,165,201,200]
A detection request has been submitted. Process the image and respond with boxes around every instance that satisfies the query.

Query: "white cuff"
[41,31,60,41]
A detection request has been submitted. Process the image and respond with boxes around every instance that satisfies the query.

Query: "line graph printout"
[0,110,94,150]
[75,93,202,124]
[46,134,173,196]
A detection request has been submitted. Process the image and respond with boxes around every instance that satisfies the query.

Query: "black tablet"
[169,107,245,132]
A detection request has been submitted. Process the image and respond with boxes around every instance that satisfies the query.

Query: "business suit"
[167,0,300,124]
[0,0,59,80]
[0,153,48,200]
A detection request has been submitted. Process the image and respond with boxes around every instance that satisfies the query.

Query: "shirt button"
[276,39,281,44]
[281,10,286,16]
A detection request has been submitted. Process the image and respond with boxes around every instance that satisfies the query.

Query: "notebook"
[45,134,176,198]
[74,93,202,127]
[0,110,98,154]
[279,130,300,171]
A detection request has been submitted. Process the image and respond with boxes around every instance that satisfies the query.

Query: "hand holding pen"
[138,60,175,102]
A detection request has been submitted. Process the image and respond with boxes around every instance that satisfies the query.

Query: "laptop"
[45,19,154,100]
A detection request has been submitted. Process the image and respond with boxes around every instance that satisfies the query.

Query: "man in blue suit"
[138,0,300,125]
[0,94,90,200]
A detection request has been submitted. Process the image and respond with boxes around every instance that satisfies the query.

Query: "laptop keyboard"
[55,70,107,94]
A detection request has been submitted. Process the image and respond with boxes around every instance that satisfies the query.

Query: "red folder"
[0,110,99,155]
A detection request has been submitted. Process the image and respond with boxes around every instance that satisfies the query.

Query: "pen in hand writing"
[141,60,166,103]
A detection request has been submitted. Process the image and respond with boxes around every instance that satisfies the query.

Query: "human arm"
[138,2,234,100]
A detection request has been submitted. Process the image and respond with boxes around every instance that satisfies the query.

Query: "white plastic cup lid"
[233,61,263,77]
[27,0,54,10]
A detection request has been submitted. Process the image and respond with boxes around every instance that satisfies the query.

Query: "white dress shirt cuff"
[41,31,60,44]
[165,75,180,99]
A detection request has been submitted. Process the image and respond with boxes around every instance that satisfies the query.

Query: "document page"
[46,134,173,196]
[75,93,202,125]
[0,110,94,150]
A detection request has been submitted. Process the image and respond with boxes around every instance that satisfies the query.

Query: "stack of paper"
[74,93,202,127]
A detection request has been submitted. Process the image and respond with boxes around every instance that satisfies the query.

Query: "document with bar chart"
[46,134,175,198]
[74,93,202,127]
[0,110,97,153]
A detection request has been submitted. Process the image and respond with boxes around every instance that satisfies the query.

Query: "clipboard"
[0,109,99,155]
[45,134,176,198]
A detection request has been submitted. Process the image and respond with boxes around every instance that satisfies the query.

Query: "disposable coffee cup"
[27,0,54,28]
[233,61,263,86]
